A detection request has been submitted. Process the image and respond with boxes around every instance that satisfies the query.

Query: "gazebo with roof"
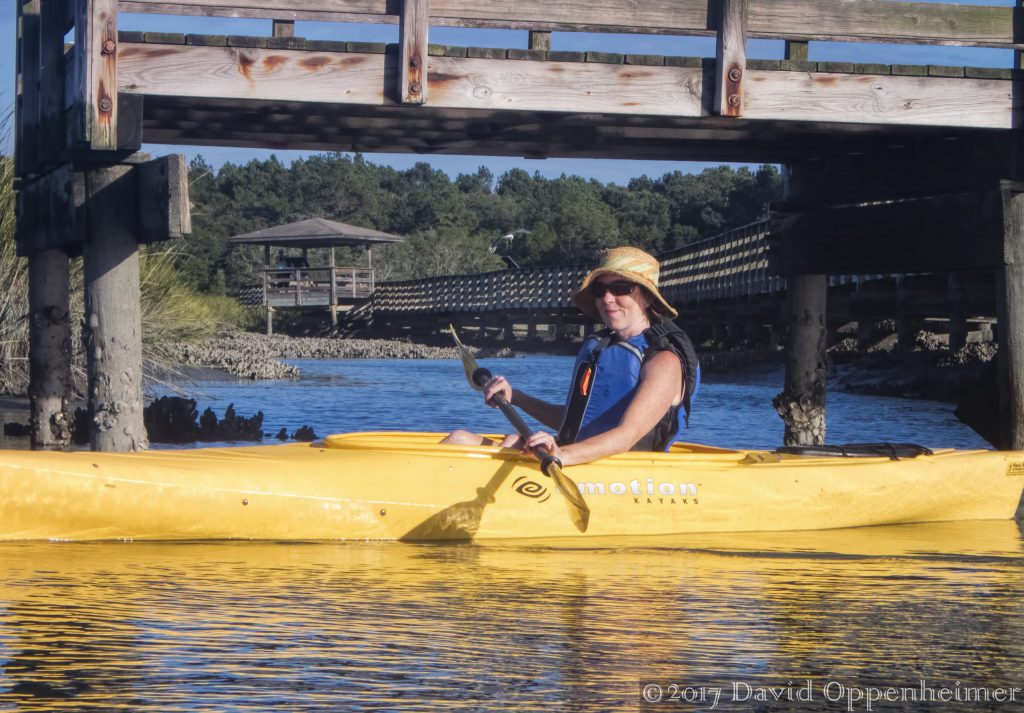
[228,218,403,333]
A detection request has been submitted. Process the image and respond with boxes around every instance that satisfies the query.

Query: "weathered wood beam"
[136,154,191,243]
[15,164,81,256]
[74,0,119,151]
[40,0,73,170]
[16,153,186,256]
[16,0,42,177]
[272,19,294,38]
[529,31,551,51]
[784,141,1015,205]
[117,45,706,117]
[117,43,1018,129]
[998,186,1024,450]
[715,0,747,117]
[399,0,428,104]
[742,70,1016,129]
[785,40,808,62]
[118,0,1020,49]
[777,191,1005,274]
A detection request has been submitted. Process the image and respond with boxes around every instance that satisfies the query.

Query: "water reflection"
[1,522,1022,711]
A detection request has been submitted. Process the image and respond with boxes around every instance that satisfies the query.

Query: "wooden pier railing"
[659,221,780,305]
[258,267,375,308]
[370,221,777,315]
[371,264,591,314]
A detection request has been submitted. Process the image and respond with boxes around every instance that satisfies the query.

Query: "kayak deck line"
[6,459,442,510]
[1,432,1022,541]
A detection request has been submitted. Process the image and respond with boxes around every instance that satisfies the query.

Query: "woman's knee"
[441,429,490,445]
[499,434,523,449]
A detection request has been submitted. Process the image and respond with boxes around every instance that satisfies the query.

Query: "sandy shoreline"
[168,333,514,380]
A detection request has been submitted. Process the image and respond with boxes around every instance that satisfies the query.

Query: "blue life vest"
[556,323,699,451]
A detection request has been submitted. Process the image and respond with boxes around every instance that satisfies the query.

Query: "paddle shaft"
[472,367,561,475]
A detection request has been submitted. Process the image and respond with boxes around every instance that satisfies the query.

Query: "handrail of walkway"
[659,220,778,305]
[371,220,777,315]
[372,264,592,314]
[120,1,1019,51]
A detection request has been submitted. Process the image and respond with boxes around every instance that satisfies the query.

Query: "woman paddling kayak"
[442,246,700,467]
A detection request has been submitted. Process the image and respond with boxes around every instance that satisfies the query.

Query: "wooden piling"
[329,246,338,329]
[82,164,147,452]
[997,186,1024,450]
[896,317,916,352]
[28,248,72,449]
[774,274,827,446]
[948,315,968,352]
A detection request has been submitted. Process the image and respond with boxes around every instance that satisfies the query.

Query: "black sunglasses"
[593,281,638,298]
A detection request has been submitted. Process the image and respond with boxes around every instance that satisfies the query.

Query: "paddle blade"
[547,464,591,533]
[449,324,484,391]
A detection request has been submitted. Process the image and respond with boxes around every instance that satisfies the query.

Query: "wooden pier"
[15,0,1024,450]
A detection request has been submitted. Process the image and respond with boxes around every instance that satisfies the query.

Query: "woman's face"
[593,274,652,337]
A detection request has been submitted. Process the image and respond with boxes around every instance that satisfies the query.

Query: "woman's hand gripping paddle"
[450,326,590,533]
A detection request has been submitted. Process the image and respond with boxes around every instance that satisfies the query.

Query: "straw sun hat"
[572,246,678,320]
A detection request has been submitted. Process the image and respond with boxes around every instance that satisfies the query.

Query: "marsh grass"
[0,154,28,395]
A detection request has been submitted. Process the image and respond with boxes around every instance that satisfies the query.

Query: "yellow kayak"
[1,432,1022,541]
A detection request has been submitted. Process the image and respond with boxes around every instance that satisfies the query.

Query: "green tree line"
[185,154,781,294]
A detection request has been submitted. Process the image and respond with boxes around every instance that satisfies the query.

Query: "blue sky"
[0,0,1014,184]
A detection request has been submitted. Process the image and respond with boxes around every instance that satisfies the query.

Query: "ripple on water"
[0,522,1022,710]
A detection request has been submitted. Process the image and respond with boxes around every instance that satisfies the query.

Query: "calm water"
[1,357,1018,711]
[152,355,990,451]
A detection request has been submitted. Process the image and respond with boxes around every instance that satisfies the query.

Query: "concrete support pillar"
[266,306,274,335]
[28,248,72,449]
[83,165,148,452]
[774,274,828,446]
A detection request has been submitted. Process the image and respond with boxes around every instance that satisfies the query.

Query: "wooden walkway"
[366,221,996,348]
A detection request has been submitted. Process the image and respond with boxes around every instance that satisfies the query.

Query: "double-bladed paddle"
[450,326,590,533]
